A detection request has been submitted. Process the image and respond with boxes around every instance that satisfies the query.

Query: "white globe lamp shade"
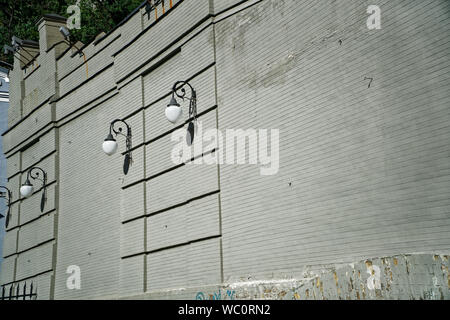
[103,134,118,155]
[20,183,34,198]
[166,96,182,124]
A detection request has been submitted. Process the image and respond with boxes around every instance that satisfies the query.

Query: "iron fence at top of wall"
[1,282,37,300]
[145,0,175,20]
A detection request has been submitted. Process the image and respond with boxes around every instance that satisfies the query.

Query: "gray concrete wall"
[0,0,449,300]
[0,70,9,274]
[216,0,450,280]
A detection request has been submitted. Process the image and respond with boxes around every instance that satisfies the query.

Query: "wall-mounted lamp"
[166,80,197,145]
[0,186,12,227]
[20,167,47,212]
[3,44,28,66]
[59,26,71,39]
[59,26,89,78]
[59,26,84,57]
[3,36,38,68]
[103,119,133,175]
[11,36,35,61]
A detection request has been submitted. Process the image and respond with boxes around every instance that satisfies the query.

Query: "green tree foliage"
[0,0,144,66]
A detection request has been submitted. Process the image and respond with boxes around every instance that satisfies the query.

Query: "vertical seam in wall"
[20,79,24,119]
[141,75,147,293]
[12,150,23,285]
[17,152,22,228]
[50,128,59,300]
[49,62,60,300]
[12,241,18,286]
[50,126,59,300]
[212,22,224,284]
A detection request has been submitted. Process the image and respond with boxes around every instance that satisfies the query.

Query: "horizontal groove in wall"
[56,88,119,126]
[116,14,212,84]
[4,88,118,158]
[122,189,220,224]
[122,104,217,155]
[1,97,52,137]
[147,104,217,143]
[120,62,216,129]
[143,62,216,111]
[2,123,55,158]
[121,234,221,260]
[121,152,207,190]
[121,138,217,191]
[140,47,181,78]
[6,209,57,234]
[7,150,57,181]
[4,268,54,286]
[54,62,114,103]
[213,0,264,24]
[58,34,121,83]
[3,238,55,260]
[113,0,185,58]
[9,180,57,207]
[23,65,41,81]
[148,147,217,181]
[117,20,214,90]
[213,0,254,17]
[18,137,40,153]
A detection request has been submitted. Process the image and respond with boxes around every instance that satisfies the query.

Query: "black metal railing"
[144,0,175,20]
[1,282,37,300]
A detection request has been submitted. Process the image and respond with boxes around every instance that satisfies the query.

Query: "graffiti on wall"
[195,289,236,300]
[193,254,449,300]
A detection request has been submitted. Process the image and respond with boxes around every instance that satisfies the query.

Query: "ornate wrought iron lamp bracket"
[24,166,47,213]
[0,186,12,227]
[171,80,197,121]
[109,119,133,175]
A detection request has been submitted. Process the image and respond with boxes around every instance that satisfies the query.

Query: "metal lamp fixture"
[3,44,28,66]
[59,26,71,39]
[0,186,12,227]
[166,80,197,145]
[3,36,38,67]
[103,119,133,175]
[59,26,84,57]
[20,167,47,212]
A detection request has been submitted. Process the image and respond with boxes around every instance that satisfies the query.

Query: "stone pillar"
[36,14,68,56]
